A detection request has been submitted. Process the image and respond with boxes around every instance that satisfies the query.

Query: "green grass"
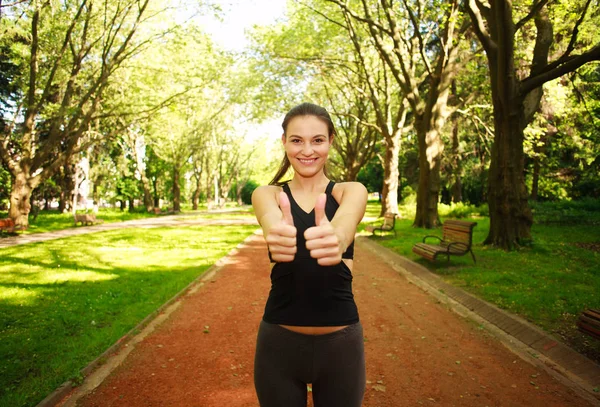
[0,224,257,407]
[361,201,600,363]
[11,208,157,234]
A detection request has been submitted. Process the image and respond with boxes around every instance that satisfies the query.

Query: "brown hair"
[269,103,336,186]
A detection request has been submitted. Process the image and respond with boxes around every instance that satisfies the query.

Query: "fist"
[265,191,297,262]
[304,193,344,266]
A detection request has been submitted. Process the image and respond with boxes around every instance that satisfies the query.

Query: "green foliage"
[438,202,489,218]
[530,198,600,224]
[240,180,259,205]
[0,165,11,210]
[357,160,384,194]
[0,223,257,407]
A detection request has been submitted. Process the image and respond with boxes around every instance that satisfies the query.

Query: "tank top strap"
[325,180,335,195]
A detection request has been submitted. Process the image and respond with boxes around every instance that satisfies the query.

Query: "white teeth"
[299,158,316,163]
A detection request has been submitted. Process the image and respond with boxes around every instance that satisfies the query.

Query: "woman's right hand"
[265,192,297,262]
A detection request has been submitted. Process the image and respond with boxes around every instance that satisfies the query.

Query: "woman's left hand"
[304,193,346,266]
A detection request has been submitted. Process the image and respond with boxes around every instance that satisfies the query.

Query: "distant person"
[252,103,368,407]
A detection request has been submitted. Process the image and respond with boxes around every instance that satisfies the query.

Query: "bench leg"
[470,250,476,264]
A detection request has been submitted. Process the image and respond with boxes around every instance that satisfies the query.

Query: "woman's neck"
[289,172,329,193]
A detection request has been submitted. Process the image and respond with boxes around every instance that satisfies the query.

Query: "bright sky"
[197,0,288,52]
[195,0,289,142]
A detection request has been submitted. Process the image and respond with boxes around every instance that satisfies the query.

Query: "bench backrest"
[442,220,477,247]
[0,219,15,228]
[383,213,396,227]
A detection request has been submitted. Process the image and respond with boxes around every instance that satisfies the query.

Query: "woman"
[252,102,368,407]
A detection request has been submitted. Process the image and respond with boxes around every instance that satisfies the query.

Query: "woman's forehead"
[286,115,329,136]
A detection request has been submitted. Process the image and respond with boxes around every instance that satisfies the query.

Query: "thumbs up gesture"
[304,193,345,266]
[265,191,297,262]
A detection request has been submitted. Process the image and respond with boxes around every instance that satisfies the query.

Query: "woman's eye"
[314,139,325,144]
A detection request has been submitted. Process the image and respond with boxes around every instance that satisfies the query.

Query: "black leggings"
[254,320,366,407]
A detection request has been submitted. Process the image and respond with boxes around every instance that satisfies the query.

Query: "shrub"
[438,202,489,218]
[241,180,259,205]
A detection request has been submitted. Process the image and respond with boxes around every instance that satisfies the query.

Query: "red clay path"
[63,232,594,407]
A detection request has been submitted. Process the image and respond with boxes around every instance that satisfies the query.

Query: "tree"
[328,0,467,227]
[466,0,600,249]
[0,0,161,227]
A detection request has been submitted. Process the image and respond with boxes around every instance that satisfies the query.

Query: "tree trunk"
[413,120,443,228]
[450,117,463,203]
[140,176,153,211]
[485,111,533,248]
[128,197,135,212]
[58,191,67,213]
[152,178,160,208]
[236,181,244,205]
[192,182,201,210]
[9,173,33,228]
[485,56,533,249]
[380,135,401,216]
[173,165,181,212]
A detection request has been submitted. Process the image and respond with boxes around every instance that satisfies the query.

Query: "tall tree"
[328,0,466,227]
[0,0,162,227]
[466,0,600,249]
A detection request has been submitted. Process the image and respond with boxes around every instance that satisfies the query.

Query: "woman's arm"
[330,182,368,248]
[305,182,368,265]
[252,185,297,262]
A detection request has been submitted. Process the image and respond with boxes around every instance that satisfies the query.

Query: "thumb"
[279,191,294,226]
[314,193,329,226]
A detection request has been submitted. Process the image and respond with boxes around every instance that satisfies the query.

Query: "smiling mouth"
[298,158,318,165]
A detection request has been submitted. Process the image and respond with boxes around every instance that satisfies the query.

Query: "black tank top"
[263,181,359,326]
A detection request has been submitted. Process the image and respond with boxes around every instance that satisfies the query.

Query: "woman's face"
[282,115,332,179]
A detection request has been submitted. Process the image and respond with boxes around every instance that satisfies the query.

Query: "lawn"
[13,208,157,234]
[0,223,257,407]
[361,200,600,364]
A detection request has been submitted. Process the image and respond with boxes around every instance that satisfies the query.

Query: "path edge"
[358,237,600,405]
[36,230,261,407]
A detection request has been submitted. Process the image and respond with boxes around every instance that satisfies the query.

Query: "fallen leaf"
[372,384,386,392]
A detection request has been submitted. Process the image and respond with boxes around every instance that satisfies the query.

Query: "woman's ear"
[281,134,286,145]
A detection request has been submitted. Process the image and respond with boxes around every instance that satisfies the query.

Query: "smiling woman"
[251,103,368,407]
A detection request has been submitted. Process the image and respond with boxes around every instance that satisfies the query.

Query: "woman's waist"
[278,324,349,335]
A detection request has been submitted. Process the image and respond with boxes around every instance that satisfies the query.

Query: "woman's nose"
[302,143,313,155]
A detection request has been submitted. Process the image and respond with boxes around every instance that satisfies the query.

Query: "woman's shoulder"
[251,184,284,204]
[253,184,283,194]
[332,181,367,201]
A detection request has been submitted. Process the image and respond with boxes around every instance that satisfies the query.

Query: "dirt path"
[61,233,593,407]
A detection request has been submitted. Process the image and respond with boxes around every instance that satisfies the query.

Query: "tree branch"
[297,1,347,29]
[521,45,600,95]
[400,0,432,76]
[325,0,392,36]
[466,0,495,54]
[515,0,551,31]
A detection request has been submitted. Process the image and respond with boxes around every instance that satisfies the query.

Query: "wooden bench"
[412,219,477,263]
[0,218,27,234]
[0,218,17,234]
[73,213,103,226]
[577,309,600,340]
[366,212,397,237]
